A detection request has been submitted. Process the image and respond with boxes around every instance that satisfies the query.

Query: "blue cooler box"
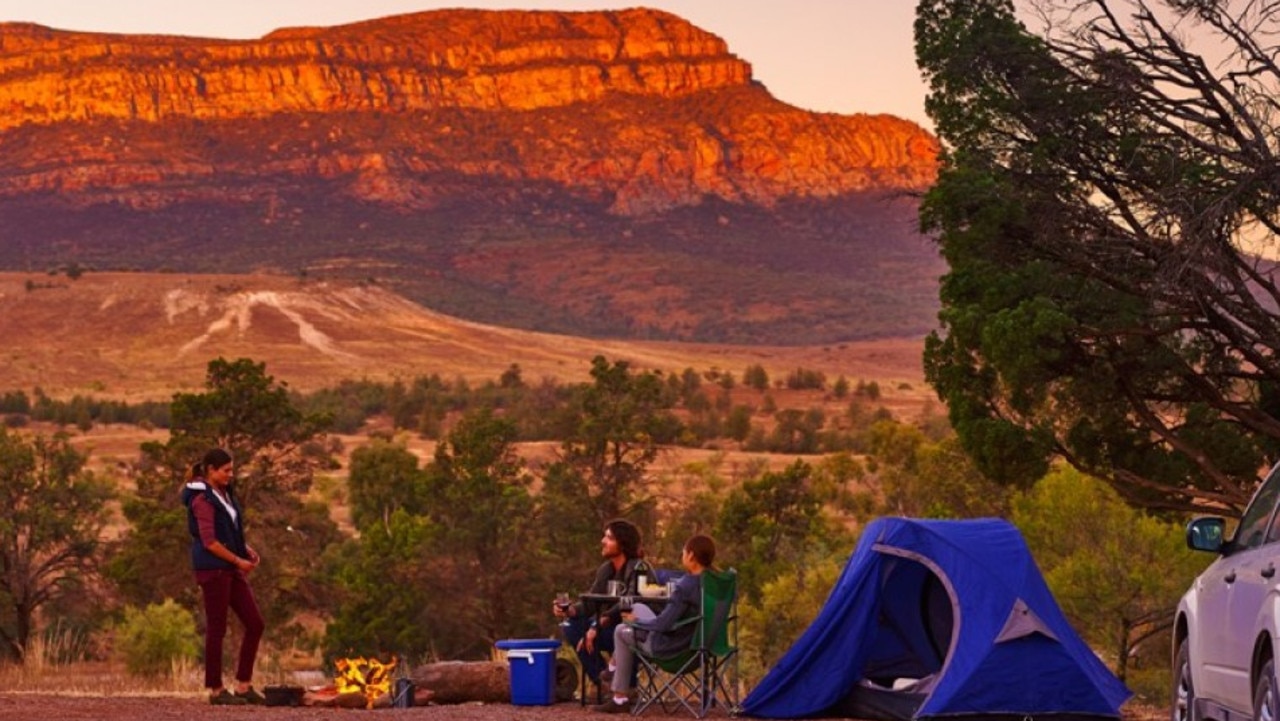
[495,639,562,705]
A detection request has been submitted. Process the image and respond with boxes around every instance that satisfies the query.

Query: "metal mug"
[607,579,625,597]
[392,677,414,709]
[666,580,678,597]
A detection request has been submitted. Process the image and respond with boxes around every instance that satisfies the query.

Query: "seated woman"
[592,534,716,714]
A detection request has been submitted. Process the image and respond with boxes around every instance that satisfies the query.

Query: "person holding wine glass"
[551,519,646,693]
[592,534,715,714]
[556,592,573,627]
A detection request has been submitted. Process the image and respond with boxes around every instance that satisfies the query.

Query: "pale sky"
[0,0,930,128]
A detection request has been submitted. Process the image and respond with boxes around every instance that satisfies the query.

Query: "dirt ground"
[0,694,730,719]
[0,694,1168,720]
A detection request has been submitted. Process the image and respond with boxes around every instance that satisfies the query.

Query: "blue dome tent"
[741,517,1131,720]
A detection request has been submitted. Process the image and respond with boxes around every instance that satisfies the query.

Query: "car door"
[1221,534,1280,706]
[1206,471,1280,706]
[1194,549,1239,702]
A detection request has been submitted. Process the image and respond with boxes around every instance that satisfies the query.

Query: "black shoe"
[234,686,266,705]
[210,689,248,706]
[591,698,632,714]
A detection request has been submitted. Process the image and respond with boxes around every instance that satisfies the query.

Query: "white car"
[1174,464,1280,721]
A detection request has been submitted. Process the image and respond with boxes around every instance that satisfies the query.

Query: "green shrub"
[116,600,200,678]
[1124,664,1172,705]
[738,555,843,687]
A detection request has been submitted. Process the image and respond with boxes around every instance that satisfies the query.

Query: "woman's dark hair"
[606,519,642,559]
[191,448,233,479]
[685,534,716,568]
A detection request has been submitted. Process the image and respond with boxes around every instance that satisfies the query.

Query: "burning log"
[304,684,437,708]
[336,691,371,709]
[332,656,398,708]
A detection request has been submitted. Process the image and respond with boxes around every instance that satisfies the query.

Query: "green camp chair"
[630,568,739,718]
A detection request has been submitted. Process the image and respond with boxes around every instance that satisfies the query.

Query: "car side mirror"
[1186,517,1226,553]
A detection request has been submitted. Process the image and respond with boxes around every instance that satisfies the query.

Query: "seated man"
[592,534,715,714]
[552,519,645,689]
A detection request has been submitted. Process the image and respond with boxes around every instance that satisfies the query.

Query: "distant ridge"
[0,9,942,344]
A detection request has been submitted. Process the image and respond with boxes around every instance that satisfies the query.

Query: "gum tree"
[0,430,112,660]
[108,358,340,634]
[917,0,1280,512]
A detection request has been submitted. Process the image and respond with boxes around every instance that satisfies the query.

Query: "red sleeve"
[192,495,219,548]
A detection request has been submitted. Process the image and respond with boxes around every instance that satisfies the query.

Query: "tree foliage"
[108,358,340,637]
[738,555,843,685]
[327,409,550,661]
[323,509,435,662]
[881,435,1011,519]
[347,438,430,530]
[1012,466,1207,680]
[916,0,1280,511]
[418,408,548,655]
[715,461,834,603]
[547,355,677,535]
[0,430,112,660]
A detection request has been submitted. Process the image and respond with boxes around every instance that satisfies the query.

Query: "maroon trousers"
[197,569,265,689]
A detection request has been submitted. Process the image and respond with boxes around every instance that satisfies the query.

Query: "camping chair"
[631,568,739,718]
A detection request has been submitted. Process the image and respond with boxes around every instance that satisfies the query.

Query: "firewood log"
[408,658,577,704]
[411,661,509,703]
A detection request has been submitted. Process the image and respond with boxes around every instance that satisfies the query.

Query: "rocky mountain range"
[0,8,942,344]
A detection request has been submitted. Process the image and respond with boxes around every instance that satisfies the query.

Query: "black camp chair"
[631,568,739,718]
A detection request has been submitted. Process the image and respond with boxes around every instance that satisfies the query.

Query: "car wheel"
[1257,657,1278,721]
[1174,639,1195,721]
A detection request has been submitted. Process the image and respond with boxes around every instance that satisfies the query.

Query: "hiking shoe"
[591,698,632,714]
[234,686,266,705]
[210,689,248,705]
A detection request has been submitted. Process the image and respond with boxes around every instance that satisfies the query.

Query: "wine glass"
[555,592,572,627]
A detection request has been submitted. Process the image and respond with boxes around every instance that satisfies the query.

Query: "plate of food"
[639,583,666,598]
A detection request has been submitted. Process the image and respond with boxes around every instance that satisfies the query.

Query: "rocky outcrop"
[0,9,937,215]
[0,9,749,126]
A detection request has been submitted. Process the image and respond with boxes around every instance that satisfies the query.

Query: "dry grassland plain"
[3,270,935,530]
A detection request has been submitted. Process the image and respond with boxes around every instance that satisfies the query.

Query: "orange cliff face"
[0,8,938,215]
[0,9,751,123]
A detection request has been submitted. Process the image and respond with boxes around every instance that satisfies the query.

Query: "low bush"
[116,600,200,678]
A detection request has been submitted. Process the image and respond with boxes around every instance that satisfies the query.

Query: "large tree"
[0,430,112,660]
[108,358,340,637]
[541,355,680,573]
[419,408,547,654]
[326,409,548,661]
[715,461,832,603]
[555,356,679,524]
[916,0,1280,512]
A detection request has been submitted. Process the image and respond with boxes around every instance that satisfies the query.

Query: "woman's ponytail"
[190,448,233,480]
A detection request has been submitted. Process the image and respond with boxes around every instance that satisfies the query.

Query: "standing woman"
[181,448,266,705]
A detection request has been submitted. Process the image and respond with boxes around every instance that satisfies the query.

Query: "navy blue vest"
[181,480,249,571]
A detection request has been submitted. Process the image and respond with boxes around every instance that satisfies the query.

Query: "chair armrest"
[628,612,702,633]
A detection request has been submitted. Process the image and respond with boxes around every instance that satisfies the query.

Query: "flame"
[334,656,398,708]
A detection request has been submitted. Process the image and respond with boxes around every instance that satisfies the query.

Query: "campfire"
[334,656,398,708]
